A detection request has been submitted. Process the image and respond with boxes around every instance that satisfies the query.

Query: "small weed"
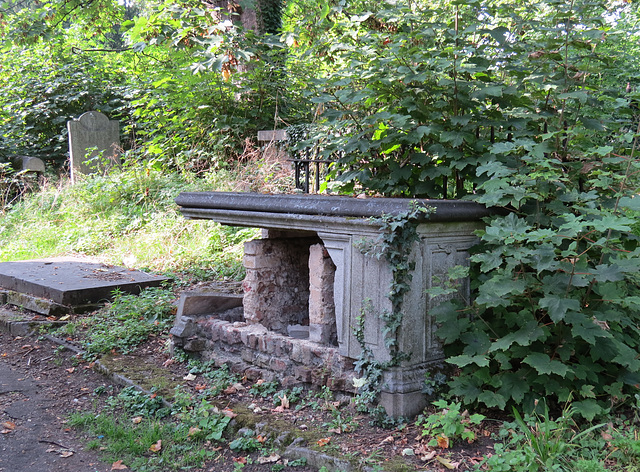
[76,287,175,355]
[287,457,307,467]
[106,386,169,419]
[229,430,262,452]
[250,379,280,398]
[416,400,485,448]
[324,408,358,434]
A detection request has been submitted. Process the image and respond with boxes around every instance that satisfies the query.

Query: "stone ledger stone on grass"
[67,111,120,183]
[0,256,170,309]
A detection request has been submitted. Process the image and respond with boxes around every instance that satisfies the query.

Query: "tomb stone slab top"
[0,256,170,306]
[175,191,493,222]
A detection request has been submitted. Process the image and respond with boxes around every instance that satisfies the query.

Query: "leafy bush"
[289,0,640,417]
[416,400,485,448]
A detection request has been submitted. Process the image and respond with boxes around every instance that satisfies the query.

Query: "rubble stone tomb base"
[173,192,491,417]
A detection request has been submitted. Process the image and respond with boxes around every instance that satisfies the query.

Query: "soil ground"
[0,303,496,472]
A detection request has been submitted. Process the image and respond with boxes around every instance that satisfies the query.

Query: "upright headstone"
[67,111,120,183]
[13,156,45,174]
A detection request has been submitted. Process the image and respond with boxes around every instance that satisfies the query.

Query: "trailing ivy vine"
[353,202,433,414]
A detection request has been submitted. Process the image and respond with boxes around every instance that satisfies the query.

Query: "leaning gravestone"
[67,111,120,183]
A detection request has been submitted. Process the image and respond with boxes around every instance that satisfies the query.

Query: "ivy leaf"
[489,142,516,154]
[617,196,640,211]
[590,215,632,233]
[539,296,581,322]
[522,353,571,377]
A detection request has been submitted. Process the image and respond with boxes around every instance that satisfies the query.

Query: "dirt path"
[0,331,112,472]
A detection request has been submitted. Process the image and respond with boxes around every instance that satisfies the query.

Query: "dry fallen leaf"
[65,367,75,374]
[188,426,201,437]
[60,450,74,458]
[278,394,290,409]
[421,450,437,461]
[111,460,128,470]
[436,434,450,449]
[59,315,71,321]
[317,437,331,447]
[221,408,237,419]
[149,440,162,453]
[195,383,207,391]
[162,358,175,367]
[257,454,281,464]
[435,455,458,469]
[223,385,237,394]
[132,417,142,424]
[183,373,197,381]
[2,421,16,431]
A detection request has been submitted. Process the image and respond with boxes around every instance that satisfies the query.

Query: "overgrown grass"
[0,165,259,277]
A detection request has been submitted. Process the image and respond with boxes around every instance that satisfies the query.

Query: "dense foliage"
[3,0,640,420]
[287,0,640,418]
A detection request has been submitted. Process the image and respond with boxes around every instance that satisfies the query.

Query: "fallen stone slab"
[1,289,69,316]
[0,256,170,308]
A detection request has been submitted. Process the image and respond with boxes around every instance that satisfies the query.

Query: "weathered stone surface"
[175,191,489,417]
[243,237,318,334]
[4,290,68,317]
[13,155,45,173]
[67,111,120,183]
[308,243,337,345]
[177,292,243,317]
[0,256,169,307]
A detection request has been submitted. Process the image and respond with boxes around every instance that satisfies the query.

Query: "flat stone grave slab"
[0,256,170,308]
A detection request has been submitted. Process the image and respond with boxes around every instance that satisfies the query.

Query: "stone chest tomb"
[173,192,490,417]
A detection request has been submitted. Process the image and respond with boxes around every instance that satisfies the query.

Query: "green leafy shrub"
[290,0,640,417]
[416,400,485,448]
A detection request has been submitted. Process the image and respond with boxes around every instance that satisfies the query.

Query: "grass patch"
[0,166,258,277]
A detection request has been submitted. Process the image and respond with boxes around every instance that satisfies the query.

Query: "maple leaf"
[436,435,450,449]
[149,440,162,452]
[111,460,128,470]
